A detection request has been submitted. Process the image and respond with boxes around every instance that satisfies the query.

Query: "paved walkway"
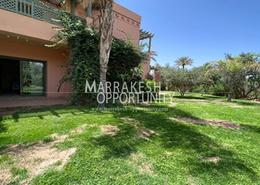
[0,96,69,116]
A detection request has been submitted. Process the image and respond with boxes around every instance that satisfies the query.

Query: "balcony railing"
[0,0,60,24]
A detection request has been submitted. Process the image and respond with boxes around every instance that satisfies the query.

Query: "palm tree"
[96,0,114,108]
[175,57,193,69]
[175,57,193,97]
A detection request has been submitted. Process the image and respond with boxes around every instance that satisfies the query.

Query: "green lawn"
[0,94,259,185]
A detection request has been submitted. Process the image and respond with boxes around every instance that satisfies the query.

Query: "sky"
[117,0,260,67]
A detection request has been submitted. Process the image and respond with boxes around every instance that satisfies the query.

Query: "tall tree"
[174,57,194,96]
[218,58,245,101]
[96,0,114,107]
[175,57,193,69]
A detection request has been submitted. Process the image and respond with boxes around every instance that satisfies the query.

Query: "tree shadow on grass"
[232,100,260,107]
[0,117,8,151]
[0,117,7,133]
[0,106,93,122]
[241,124,260,134]
[91,123,141,159]
[92,104,258,182]
[172,95,223,101]
[173,95,206,100]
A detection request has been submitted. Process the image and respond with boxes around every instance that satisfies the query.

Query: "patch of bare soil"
[210,99,247,108]
[121,117,157,140]
[0,141,76,185]
[138,129,157,141]
[100,125,120,136]
[169,102,178,107]
[19,145,75,184]
[0,125,88,184]
[202,156,221,164]
[214,101,244,108]
[179,99,208,103]
[0,169,12,185]
[255,99,260,102]
[129,153,154,175]
[172,117,240,129]
[228,104,244,108]
[70,124,88,135]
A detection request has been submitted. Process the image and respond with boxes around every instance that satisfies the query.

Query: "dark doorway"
[0,57,46,96]
[0,59,20,95]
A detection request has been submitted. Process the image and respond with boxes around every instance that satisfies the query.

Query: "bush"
[210,83,226,96]
[108,39,143,83]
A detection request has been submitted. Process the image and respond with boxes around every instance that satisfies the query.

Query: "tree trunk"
[227,92,232,102]
[180,88,185,97]
[98,0,114,108]
[98,65,107,107]
[227,76,232,102]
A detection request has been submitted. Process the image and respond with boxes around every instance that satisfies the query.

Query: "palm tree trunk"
[98,65,107,107]
[98,0,114,108]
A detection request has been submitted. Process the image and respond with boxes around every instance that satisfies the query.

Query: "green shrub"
[210,83,226,96]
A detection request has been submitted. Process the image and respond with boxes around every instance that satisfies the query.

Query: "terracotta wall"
[0,9,57,43]
[92,3,141,46]
[0,0,142,46]
[0,37,71,98]
[59,1,141,46]
[112,3,141,46]
[0,1,141,46]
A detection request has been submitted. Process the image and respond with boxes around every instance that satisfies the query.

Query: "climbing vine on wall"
[56,12,144,104]
[55,13,99,104]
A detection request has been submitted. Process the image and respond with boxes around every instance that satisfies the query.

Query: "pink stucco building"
[0,0,150,104]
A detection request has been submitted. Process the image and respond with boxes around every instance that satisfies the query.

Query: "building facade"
[0,0,144,98]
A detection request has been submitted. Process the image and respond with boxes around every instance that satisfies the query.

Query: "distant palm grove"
[160,53,260,101]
